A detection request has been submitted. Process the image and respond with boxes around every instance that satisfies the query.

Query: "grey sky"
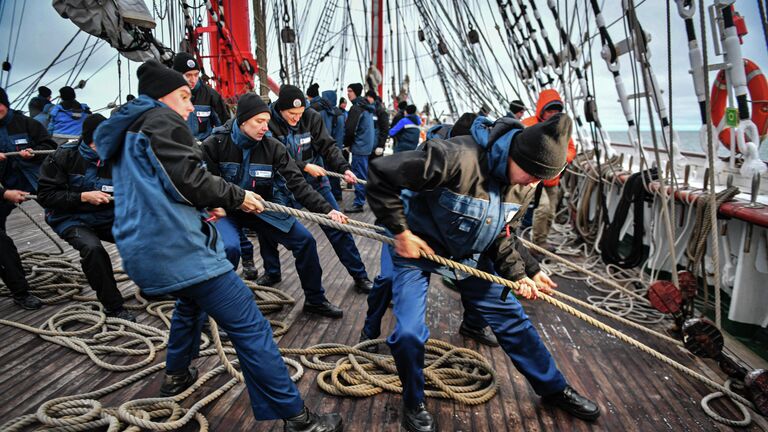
[1,1,766,132]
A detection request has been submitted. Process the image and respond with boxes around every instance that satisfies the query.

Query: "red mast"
[371,0,384,97]
[195,0,279,101]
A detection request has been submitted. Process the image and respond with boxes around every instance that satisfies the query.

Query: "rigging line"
[759,0,768,53]
[79,54,119,85]
[4,40,103,90]
[344,0,365,81]
[8,0,26,84]
[68,36,101,89]
[11,29,82,111]
[66,35,92,86]
[395,4,435,113]
[585,0,649,45]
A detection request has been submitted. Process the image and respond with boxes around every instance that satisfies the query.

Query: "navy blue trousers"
[239,227,254,263]
[260,181,368,280]
[363,244,485,339]
[0,202,31,297]
[380,254,567,408]
[216,216,328,305]
[350,154,368,206]
[164,271,304,420]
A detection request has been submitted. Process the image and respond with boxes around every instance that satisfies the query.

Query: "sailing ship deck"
[1,194,767,431]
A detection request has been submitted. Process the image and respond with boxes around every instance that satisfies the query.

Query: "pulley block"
[682,318,723,359]
[648,280,682,314]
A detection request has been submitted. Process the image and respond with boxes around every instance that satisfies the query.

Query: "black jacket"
[201,119,333,217]
[268,106,351,174]
[194,82,230,123]
[373,100,390,151]
[0,109,57,196]
[366,131,540,281]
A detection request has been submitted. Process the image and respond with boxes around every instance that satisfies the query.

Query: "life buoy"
[710,58,768,151]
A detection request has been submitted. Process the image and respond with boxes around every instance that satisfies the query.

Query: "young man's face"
[513,111,524,119]
[241,112,271,141]
[347,88,356,101]
[158,86,195,121]
[507,158,541,187]
[183,70,200,89]
[540,108,561,121]
[280,106,305,127]
[0,104,7,121]
[340,101,347,110]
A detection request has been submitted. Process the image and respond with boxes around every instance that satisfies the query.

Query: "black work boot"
[542,385,600,421]
[458,321,499,347]
[256,273,282,287]
[402,402,434,432]
[344,204,364,213]
[241,259,259,281]
[13,294,43,310]
[358,330,379,354]
[283,406,342,432]
[353,277,373,294]
[303,301,343,319]
[159,367,198,397]
[106,307,137,323]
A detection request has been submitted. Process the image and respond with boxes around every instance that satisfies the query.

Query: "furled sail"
[52,0,171,62]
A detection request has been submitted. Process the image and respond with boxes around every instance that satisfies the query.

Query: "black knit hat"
[306,83,320,98]
[38,86,52,98]
[81,113,107,146]
[59,86,76,102]
[0,87,9,109]
[365,89,377,99]
[452,112,477,137]
[348,83,363,97]
[406,104,417,115]
[172,52,200,73]
[510,113,572,180]
[274,85,306,112]
[397,100,407,111]
[509,99,526,114]
[237,92,270,125]
[137,59,189,99]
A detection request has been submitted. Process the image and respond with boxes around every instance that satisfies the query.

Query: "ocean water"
[605,130,768,161]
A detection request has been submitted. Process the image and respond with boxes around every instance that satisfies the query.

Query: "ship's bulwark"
[0,198,766,431]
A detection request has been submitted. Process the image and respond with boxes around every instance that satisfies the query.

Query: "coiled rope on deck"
[258,199,758,413]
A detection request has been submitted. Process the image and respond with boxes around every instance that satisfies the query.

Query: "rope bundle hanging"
[600,167,658,268]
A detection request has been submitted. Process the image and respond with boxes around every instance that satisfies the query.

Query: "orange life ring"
[710,58,768,151]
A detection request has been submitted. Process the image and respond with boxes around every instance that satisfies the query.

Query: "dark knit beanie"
[338,97,347,106]
[510,113,572,180]
[59,86,76,102]
[509,99,526,114]
[398,100,407,111]
[406,104,417,115]
[137,59,189,99]
[452,112,477,137]
[81,113,107,145]
[365,89,377,100]
[172,52,200,73]
[38,86,52,98]
[274,85,306,112]
[348,83,363,97]
[306,83,320,98]
[0,87,9,109]
[237,92,270,125]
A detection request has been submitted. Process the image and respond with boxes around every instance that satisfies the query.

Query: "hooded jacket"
[309,90,346,150]
[0,109,57,197]
[48,101,91,136]
[202,119,332,233]
[426,123,452,140]
[94,95,245,295]
[389,113,422,153]
[367,116,540,282]
[37,140,115,236]
[343,97,376,155]
[521,89,576,187]
[186,80,230,140]
[268,104,351,181]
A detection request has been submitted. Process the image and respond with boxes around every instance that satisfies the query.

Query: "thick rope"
[259,200,758,412]
[324,170,367,185]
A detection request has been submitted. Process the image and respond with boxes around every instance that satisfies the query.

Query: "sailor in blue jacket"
[203,92,349,319]
[37,114,135,322]
[264,85,373,294]
[0,87,55,310]
[172,52,230,141]
[364,114,600,431]
[388,104,422,153]
[309,87,346,201]
[94,60,342,431]
[343,83,375,213]
[47,86,91,137]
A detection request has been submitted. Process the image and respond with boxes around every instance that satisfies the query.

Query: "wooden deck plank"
[1,198,767,431]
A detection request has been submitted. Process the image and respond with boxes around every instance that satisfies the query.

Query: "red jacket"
[521,89,576,187]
